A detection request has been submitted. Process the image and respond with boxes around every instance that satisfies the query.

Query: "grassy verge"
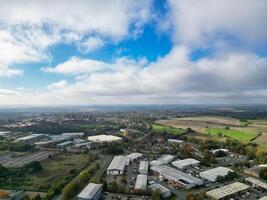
[204,127,259,143]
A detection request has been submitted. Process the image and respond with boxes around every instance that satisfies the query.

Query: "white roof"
[62,132,84,136]
[200,167,232,182]
[172,158,200,169]
[135,174,147,190]
[148,183,170,194]
[157,154,175,164]
[168,139,183,143]
[17,134,43,141]
[151,165,203,188]
[78,183,102,199]
[139,161,149,173]
[126,152,143,161]
[206,182,249,200]
[88,134,122,143]
[211,149,229,154]
[107,156,128,171]
[245,177,267,190]
[258,196,267,200]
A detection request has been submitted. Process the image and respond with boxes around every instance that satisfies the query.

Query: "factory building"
[88,134,122,143]
[77,183,102,200]
[148,183,171,198]
[126,152,143,161]
[206,182,249,200]
[150,154,175,166]
[171,158,200,169]
[199,167,233,182]
[139,161,149,174]
[135,174,147,191]
[73,142,93,149]
[245,177,267,191]
[57,141,74,149]
[16,134,45,144]
[151,165,203,189]
[107,156,130,175]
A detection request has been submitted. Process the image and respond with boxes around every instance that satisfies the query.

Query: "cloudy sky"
[0,0,267,106]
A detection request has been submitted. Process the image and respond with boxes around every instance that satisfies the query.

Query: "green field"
[204,127,259,143]
[152,124,185,135]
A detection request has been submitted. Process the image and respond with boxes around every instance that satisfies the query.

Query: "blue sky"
[0,0,267,106]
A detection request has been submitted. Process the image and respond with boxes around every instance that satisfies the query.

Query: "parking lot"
[0,151,54,167]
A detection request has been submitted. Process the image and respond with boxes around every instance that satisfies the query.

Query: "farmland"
[152,124,186,135]
[156,115,267,152]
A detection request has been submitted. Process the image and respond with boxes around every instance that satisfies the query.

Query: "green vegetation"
[0,137,35,152]
[204,127,259,143]
[152,124,185,135]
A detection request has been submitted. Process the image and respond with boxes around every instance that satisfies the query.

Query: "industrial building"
[62,132,84,138]
[16,134,45,144]
[139,161,149,174]
[126,152,143,161]
[167,139,183,144]
[135,174,147,191]
[150,165,203,189]
[211,148,229,155]
[245,177,267,190]
[88,134,122,143]
[57,141,74,149]
[77,183,102,200]
[148,183,171,198]
[199,167,233,182]
[244,165,267,178]
[206,182,250,200]
[171,158,200,169]
[258,196,267,200]
[107,156,130,175]
[73,142,93,149]
[150,154,175,166]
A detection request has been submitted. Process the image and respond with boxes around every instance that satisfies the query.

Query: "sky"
[0,0,267,106]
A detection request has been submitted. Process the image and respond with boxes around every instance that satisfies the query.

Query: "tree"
[151,189,161,200]
[259,168,267,180]
[187,192,196,200]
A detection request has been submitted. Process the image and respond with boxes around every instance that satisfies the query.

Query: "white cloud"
[77,37,105,53]
[47,80,68,90]
[167,0,267,47]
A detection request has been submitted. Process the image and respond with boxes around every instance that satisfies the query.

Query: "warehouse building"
[88,134,122,143]
[167,139,183,144]
[16,134,45,144]
[148,183,171,198]
[62,132,84,139]
[57,141,74,149]
[139,161,149,174]
[172,158,200,169]
[151,165,203,189]
[258,196,267,200]
[200,167,233,182]
[107,156,130,175]
[206,182,249,200]
[77,183,102,200]
[135,174,147,191]
[244,165,267,178]
[245,177,267,191]
[126,152,143,161]
[150,154,175,166]
[73,142,93,149]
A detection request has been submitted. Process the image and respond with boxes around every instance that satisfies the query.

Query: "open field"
[156,116,267,152]
[0,151,54,168]
[152,124,185,135]
[203,127,259,143]
[22,153,92,191]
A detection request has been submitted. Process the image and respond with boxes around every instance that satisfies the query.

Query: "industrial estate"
[0,106,267,200]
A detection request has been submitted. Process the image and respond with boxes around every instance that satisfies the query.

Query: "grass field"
[22,153,92,191]
[152,124,185,135]
[203,127,259,143]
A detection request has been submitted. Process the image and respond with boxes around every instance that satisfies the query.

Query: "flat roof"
[200,167,232,181]
[17,134,44,141]
[107,156,129,171]
[126,152,143,161]
[245,177,267,190]
[168,139,183,143]
[148,183,170,194]
[135,174,147,190]
[172,158,200,169]
[258,196,267,200]
[139,161,149,173]
[151,165,203,187]
[57,141,73,146]
[206,182,249,200]
[157,154,175,164]
[88,134,122,142]
[78,183,102,199]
